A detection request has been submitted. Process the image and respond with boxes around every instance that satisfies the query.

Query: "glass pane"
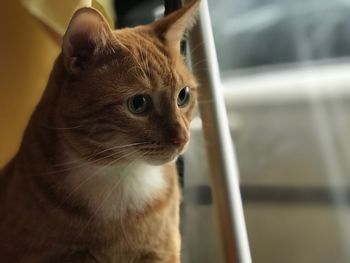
[206,0,350,262]
[182,114,225,262]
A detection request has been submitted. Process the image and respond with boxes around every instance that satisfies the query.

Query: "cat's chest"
[65,162,167,220]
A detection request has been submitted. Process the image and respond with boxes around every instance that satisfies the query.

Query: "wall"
[0,1,59,166]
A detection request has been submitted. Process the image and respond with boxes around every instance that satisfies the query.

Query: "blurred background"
[186,0,350,262]
[2,0,350,262]
[0,0,113,166]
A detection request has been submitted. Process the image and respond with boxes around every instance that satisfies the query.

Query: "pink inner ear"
[63,7,111,58]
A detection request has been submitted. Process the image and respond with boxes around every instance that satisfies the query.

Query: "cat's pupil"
[133,96,146,109]
[128,95,150,114]
[177,86,190,107]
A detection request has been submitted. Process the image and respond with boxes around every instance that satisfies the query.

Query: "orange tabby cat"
[0,1,200,262]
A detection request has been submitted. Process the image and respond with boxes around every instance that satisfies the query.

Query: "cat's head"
[55,0,200,165]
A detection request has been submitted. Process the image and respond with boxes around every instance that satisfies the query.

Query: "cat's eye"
[127,94,151,115]
[177,86,190,107]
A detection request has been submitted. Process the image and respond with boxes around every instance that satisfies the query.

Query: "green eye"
[177,86,190,107]
[127,94,151,114]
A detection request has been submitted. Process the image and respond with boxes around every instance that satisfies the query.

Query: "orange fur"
[0,1,200,262]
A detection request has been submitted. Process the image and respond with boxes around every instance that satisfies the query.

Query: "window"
[185,0,350,262]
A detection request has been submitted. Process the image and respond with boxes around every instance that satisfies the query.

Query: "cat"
[0,0,200,262]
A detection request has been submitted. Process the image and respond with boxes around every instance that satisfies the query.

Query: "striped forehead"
[136,52,180,89]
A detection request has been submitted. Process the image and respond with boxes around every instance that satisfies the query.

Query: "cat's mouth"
[135,141,187,164]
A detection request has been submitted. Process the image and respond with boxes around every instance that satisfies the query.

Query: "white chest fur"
[65,161,167,220]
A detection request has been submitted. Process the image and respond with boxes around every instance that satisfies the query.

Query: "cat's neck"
[63,155,169,220]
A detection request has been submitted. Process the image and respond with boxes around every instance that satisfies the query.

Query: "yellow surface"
[0,0,114,167]
[22,0,114,38]
[22,0,92,36]
[0,1,59,167]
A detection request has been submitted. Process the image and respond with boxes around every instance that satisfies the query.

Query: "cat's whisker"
[58,149,142,208]
[50,151,122,175]
[54,141,151,168]
[39,123,84,130]
[47,148,130,175]
[57,161,115,210]
[53,142,151,168]
[89,141,151,157]
[191,58,208,69]
[50,146,139,174]
[189,41,204,55]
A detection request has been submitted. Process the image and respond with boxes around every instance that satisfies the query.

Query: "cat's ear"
[62,7,113,74]
[151,0,201,52]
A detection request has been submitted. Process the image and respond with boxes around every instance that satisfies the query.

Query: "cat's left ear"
[151,0,201,52]
[62,7,113,74]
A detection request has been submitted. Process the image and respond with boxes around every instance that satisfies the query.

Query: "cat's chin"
[144,155,179,166]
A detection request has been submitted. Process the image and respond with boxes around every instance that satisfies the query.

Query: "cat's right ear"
[62,7,113,75]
